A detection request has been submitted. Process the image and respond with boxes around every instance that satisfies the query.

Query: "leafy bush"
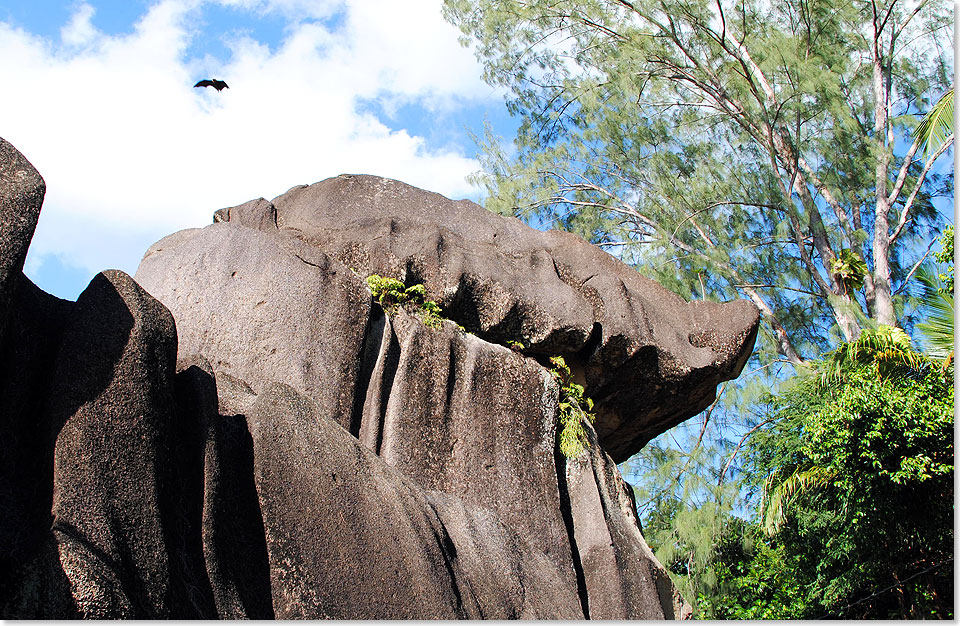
[694,520,808,619]
[366,274,444,329]
[737,327,954,619]
[934,224,954,294]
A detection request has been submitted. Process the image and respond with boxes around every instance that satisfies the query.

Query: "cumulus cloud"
[60,3,99,47]
[0,0,497,279]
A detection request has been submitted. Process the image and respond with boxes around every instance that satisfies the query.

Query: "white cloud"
[1,0,496,278]
[60,3,98,47]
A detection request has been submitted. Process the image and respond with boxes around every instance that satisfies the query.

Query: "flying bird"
[194,79,229,91]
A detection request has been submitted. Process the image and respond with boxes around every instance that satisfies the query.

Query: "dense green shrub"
[728,328,955,619]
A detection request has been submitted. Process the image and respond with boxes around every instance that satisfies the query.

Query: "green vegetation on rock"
[366,274,444,330]
[549,356,595,459]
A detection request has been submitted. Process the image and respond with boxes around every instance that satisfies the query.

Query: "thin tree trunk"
[871,6,898,327]
[741,286,805,365]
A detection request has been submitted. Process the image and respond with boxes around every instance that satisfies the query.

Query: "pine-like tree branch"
[889,133,954,244]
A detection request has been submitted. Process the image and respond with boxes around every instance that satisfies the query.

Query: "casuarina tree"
[443,0,953,364]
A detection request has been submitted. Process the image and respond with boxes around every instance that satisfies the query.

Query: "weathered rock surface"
[0,137,758,619]
[235,174,758,461]
[47,270,208,618]
[567,415,690,619]
[246,381,583,619]
[0,138,45,338]
[135,224,373,435]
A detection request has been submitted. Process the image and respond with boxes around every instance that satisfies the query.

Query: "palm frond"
[915,265,955,365]
[760,465,835,535]
[820,325,925,385]
[914,89,954,161]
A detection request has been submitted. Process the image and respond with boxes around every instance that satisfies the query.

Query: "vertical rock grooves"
[376,332,402,455]
[170,360,220,619]
[357,312,401,456]
[423,498,471,618]
[203,413,274,619]
[349,303,386,439]
[443,335,459,419]
[554,450,591,619]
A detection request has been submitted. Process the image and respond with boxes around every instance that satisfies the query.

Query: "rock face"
[0,139,758,619]
[264,175,759,462]
[0,139,45,338]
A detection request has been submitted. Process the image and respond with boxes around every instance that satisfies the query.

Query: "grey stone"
[130,173,760,619]
[245,382,465,619]
[179,359,273,619]
[135,224,373,435]
[245,381,582,619]
[0,138,45,338]
[172,356,222,618]
[424,490,584,619]
[213,369,257,417]
[566,415,692,619]
[371,309,579,591]
[45,270,192,618]
[215,198,277,230]
[0,137,758,619]
[0,275,73,619]
[258,174,759,461]
[0,275,71,570]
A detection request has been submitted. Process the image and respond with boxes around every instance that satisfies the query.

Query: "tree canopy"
[444,0,953,364]
[443,0,954,618]
[731,327,953,618]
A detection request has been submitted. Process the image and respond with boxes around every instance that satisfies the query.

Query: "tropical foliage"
[442,0,954,618]
[933,224,954,294]
[636,241,954,618]
[365,274,444,329]
[915,89,955,161]
[549,355,596,458]
[731,328,954,619]
[444,0,954,364]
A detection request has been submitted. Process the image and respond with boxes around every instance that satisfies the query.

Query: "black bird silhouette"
[194,78,229,91]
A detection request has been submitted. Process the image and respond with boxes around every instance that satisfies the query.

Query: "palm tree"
[760,465,834,535]
[911,92,954,370]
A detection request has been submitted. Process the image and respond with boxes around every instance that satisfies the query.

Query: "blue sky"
[1,0,518,300]
[2,2,953,305]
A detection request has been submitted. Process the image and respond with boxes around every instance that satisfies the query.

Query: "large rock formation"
[0,138,759,619]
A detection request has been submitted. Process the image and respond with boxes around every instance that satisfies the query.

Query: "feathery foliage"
[759,464,834,535]
[445,0,953,364]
